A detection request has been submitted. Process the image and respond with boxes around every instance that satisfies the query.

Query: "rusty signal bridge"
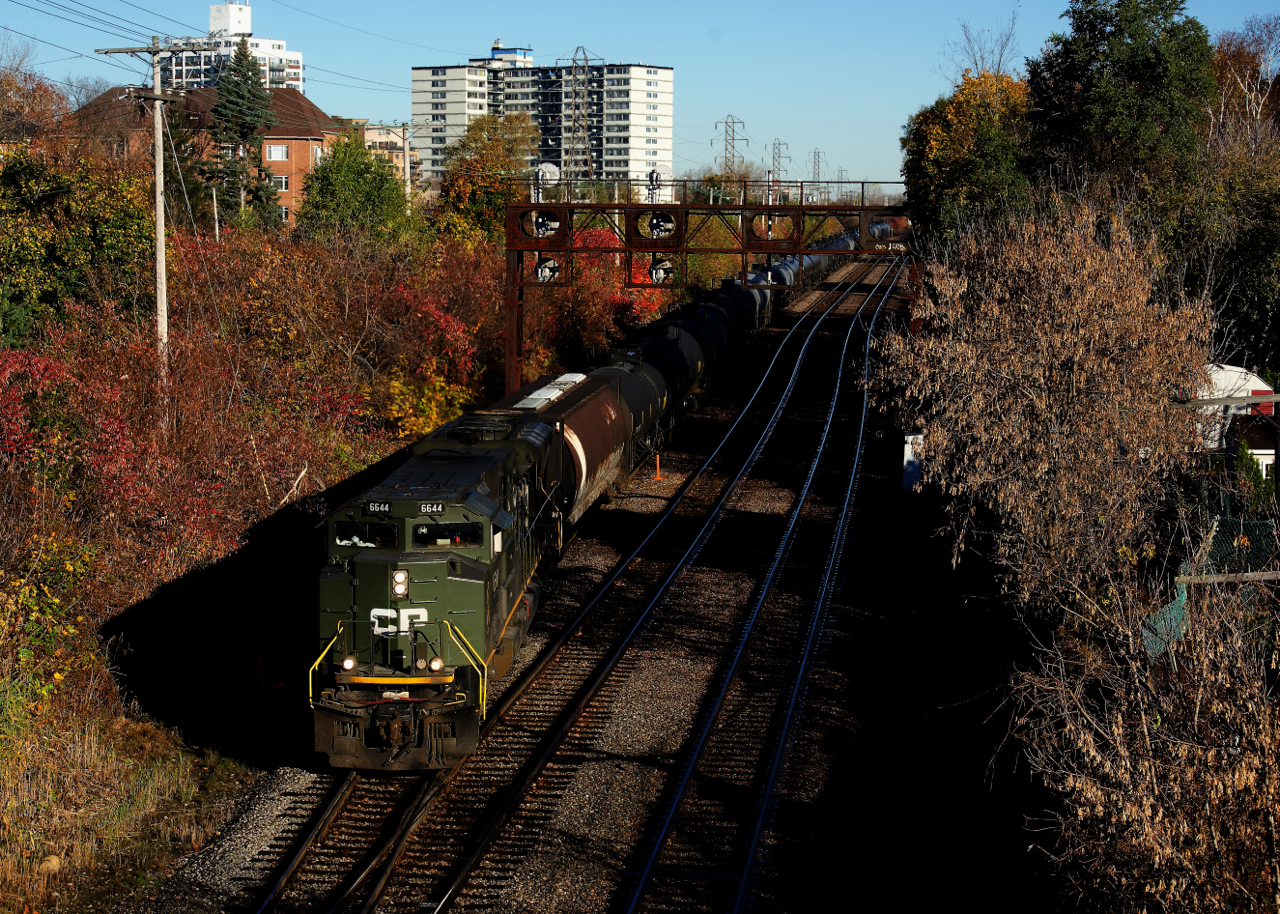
[502,178,911,393]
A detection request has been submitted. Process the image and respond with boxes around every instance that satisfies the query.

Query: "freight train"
[310,237,857,769]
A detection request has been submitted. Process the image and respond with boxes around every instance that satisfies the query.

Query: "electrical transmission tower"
[714,115,747,173]
[835,167,847,182]
[561,47,602,188]
[766,138,791,178]
[810,148,826,182]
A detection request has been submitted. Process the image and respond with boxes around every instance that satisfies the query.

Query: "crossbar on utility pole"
[97,37,217,433]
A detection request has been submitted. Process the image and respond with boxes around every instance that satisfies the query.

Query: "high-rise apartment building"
[162,2,303,93]
[411,41,673,186]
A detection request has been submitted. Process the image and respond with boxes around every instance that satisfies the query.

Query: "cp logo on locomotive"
[371,608,430,635]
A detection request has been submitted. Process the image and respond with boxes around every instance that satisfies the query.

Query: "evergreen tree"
[295,134,405,237]
[208,38,279,226]
[164,101,213,229]
[1026,0,1215,180]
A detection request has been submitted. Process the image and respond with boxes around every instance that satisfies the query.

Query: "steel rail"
[314,254,883,914]
[488,254,890,729]
[419,260,895,914]
[622,257,904,912]
[730,259,905,913]
[251,771,360,914]
[318,772,443,914]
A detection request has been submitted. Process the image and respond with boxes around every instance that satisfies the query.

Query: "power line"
[0,23,144,74]
[2,0,142,43]
[303,65,406,90]
[260,0,465,55]
[35,0,168,40]
[304,76,406,93]
[109,0,202,34]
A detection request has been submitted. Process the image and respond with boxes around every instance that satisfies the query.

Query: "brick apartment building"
[76,86,341,222]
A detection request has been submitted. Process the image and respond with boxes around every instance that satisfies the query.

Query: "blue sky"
[3,0,1277,181]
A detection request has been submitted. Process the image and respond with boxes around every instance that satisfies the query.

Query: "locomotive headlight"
[341,655,357,671]
[392,569,409,596]
[428,656,445,673]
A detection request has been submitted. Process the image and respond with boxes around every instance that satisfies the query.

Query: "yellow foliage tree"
[900,70,1030,233]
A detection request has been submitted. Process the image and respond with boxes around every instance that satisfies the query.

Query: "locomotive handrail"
[528,479,560,531]
[308,621,346,708]
[444,621,487,719]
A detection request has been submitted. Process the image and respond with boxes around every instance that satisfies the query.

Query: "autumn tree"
[295,133,406,237]
[880,195,1211,600]
[900,69,1031,234]
[0,36,68,146]
[208,38,278,226]
[436,112,539,239]
[1170,15,1280,365]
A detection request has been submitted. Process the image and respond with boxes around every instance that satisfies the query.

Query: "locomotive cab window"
[413,522,484,549]
[335,520,400,549]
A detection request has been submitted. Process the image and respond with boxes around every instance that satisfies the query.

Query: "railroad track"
[623,258,905,913]
[248,255,897,914]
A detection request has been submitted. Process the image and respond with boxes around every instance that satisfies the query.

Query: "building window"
[646,92,658,98]
[647,69,658,75]
[646,138,658,144]
[431,117,446,124]
[646,115,659,122]
[646,104,659,110]
[606,114,629,121]
[431,68,446,76]
[646,80,658,87]
[431,137,447,144]
[646,126,658,133]
[467,103,484,110]
[279,206,289,219]
[606,102,629,109]
[431,103,446,110]
[272,174,289,191]
[266,144,288,161]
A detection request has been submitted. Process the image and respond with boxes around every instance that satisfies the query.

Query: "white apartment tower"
[163,2,303,92]
[411,41,673,185]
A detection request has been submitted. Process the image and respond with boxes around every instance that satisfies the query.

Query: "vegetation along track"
[247,254,898,914]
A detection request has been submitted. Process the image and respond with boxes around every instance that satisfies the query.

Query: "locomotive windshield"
[413,522,484,549]
[335,520,400,549]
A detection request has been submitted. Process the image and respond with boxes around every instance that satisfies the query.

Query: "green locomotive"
[311,372,633,769]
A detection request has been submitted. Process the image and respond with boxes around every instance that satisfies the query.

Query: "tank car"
[309,237,854,770]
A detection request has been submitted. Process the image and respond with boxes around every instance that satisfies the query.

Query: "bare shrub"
[880,196,1211,600]
[1015,562,1280,911]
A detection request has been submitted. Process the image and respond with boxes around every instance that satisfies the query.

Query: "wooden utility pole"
[97,37,217,427]
[401,121,412,206]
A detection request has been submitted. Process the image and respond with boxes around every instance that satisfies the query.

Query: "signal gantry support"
[502,177,912,394]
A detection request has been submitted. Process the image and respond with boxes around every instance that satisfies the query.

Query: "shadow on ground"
[100,445,415,770]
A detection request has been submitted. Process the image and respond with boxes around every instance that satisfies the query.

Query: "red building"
[76,86,342,223]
